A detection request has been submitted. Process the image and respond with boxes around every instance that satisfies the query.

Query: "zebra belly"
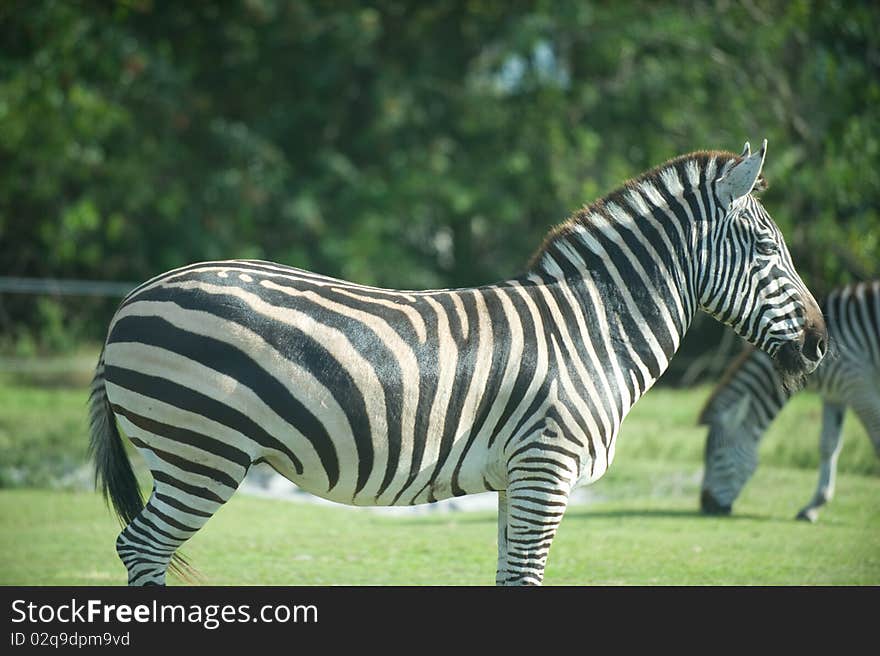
[288,448,494,507]
[572,449,612,489]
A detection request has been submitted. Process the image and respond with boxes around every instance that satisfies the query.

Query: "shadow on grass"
[380,507,784,526]
[563,507,781,522]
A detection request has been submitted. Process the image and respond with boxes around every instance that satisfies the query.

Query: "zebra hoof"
[796,508,818,523]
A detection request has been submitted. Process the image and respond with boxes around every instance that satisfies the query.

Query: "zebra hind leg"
[850,388,880,458]
[116,473,243,586]
[796,401,844,523]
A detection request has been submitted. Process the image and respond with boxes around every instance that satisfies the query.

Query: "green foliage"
[1,0,878,355]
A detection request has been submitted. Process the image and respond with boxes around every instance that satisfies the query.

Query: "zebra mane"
[528,149,768,270]
[696,342,759,425]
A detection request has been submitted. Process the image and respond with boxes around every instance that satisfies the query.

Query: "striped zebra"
[89,140,827,585]
[700,280,879,522]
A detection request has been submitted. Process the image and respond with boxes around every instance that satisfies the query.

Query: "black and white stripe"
[88,140,827,585]
[700,280,880,521]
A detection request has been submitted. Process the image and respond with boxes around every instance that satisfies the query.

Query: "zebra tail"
[88,350,200,583]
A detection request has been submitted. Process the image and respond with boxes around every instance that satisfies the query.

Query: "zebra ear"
[717,395,751,428]
[716,139,767,206]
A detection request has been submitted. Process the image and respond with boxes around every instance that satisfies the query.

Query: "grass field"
[1,373,878,585]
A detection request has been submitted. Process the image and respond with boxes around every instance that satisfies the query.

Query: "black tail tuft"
[88,351,198,583]
[88,355,143,527]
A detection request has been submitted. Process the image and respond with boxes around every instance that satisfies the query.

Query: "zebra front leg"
[496,491,509,585]
[797,402,844,523]
[499,468,574,586]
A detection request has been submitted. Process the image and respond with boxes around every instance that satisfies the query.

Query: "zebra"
[700,280,879,522]
[88,140,827,585]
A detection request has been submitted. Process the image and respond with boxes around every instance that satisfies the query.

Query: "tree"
[1,0,877,380]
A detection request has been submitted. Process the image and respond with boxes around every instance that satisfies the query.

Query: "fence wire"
[0,277,135,297]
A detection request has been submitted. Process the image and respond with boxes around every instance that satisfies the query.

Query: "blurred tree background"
[1,0,878,381]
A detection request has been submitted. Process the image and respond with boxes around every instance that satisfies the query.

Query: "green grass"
[1,462,877,585]
[614,385,879,476]
[0,381,91,488]
[0,373,877,585]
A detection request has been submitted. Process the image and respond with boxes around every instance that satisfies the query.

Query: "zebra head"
[699,395,759,515]
[699,140,827,391]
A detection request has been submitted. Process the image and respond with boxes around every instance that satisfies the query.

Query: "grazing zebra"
[700,280,879,521]
[89,140,827,585]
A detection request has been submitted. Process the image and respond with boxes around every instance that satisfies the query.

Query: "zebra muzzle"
[700,489,732,516]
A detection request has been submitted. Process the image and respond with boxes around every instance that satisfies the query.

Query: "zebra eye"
[756,240,778,256]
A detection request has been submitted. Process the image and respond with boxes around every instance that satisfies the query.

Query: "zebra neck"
[525,216,698,418]
[706,350,792,430]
